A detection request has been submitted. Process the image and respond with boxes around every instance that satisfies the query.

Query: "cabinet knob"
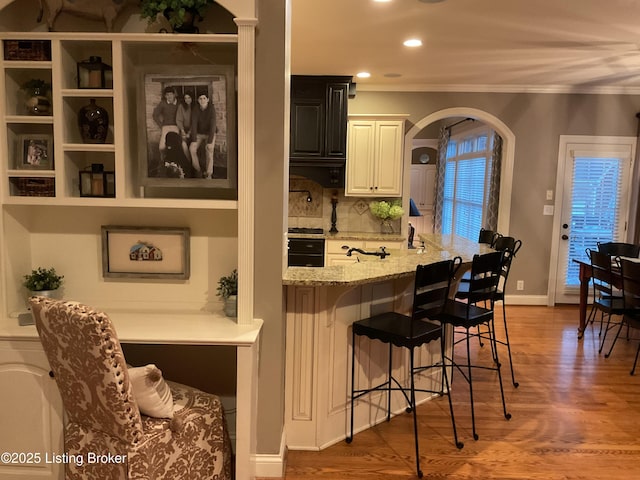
[49,370,55,378]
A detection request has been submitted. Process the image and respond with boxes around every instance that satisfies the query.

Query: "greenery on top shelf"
[23,267,64,291]
[139,0,216,28]
[216,269,237,299]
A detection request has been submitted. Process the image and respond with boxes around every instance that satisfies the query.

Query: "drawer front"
[288,253,324,267]
[326,240,363,254]
[289,238,325,255]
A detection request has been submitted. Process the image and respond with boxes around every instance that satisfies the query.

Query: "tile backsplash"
[288,177,402,233]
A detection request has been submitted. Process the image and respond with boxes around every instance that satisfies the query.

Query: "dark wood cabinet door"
[290,99,325,157]
[324,83,349,158]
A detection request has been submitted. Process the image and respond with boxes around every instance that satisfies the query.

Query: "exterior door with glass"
[550,135,635,304]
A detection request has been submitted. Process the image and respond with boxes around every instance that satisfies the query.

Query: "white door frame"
[547,135,637,306]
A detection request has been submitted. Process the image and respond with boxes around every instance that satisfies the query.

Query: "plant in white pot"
[217,269,237,317]
[23,267,64,301]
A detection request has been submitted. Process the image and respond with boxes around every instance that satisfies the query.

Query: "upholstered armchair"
[30,297,232,480]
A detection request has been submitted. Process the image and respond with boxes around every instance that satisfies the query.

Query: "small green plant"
[369,200,405,221]
[23,267,64,291]
[139,0,215,28]
[216,269,237,299]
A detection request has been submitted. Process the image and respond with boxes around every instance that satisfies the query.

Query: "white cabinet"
[345,115,407,197]
[410,164,436,211]
[0,339,63,479]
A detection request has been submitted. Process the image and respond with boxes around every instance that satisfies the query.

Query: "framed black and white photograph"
[17,134,53,170]
[138,65,236,194]
[101,226,190,280]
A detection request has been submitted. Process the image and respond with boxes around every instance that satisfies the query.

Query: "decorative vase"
[78,99,109,144]
[381,219,394,234]
[23,87,51,116]
[25,288,61,308]
[223,294,237,318]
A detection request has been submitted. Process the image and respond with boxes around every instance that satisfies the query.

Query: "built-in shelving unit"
[1,32,239,210]
[0,7,260,477]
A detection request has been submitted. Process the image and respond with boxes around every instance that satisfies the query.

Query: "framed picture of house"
[101,226,190,279]
[137,64,237,197]
[17,134,53,170]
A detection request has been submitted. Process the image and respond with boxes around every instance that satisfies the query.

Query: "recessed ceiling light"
[356,72,371,79]
[403,39,423,47]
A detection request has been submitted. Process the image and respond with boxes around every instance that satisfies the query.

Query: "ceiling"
[290,0,640,94]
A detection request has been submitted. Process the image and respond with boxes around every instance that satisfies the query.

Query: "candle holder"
[77,56,112,89]
[79,163,115,197]
[330,191,339,233]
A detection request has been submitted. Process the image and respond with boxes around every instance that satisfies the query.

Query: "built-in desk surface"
[0,310,263,346]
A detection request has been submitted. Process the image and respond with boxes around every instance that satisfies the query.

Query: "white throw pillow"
[127,364,174,418]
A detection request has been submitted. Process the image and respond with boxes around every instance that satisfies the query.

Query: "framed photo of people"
[17,134,53,170]
[138,65,236,196]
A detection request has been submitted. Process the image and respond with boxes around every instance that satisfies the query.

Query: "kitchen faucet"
[346,246,390,259]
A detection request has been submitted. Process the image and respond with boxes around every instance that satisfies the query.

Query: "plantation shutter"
[564,155,625,286]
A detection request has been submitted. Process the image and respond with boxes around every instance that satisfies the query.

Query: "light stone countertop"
[283,234,493,286]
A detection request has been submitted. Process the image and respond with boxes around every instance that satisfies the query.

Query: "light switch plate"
[543,205,554,215]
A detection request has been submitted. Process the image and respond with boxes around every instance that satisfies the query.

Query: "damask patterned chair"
[30,297,232,480]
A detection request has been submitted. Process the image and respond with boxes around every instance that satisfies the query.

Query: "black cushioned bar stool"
[346,258,464,478]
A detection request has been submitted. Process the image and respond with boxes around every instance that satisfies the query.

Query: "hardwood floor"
[262,305,640,479]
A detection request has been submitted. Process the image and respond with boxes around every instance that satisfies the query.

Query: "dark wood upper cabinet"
[290,76,351,164]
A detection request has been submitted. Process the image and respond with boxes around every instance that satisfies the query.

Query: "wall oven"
[288,228,325,267]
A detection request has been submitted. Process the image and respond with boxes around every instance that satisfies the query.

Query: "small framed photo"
[101,226,190,280]
[17,134,53,170]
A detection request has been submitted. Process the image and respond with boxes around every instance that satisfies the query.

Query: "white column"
[235,18,258,326]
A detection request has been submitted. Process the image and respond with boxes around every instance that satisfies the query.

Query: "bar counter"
[283,234,490,450]
[283,233,491,286]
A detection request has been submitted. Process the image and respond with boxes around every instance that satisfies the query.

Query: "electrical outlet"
[546,190,554,200]
[516,280,524,291]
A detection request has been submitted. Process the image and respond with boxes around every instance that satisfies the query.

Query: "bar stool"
[456,236,522,388]
[346,258,464,478]
[438,250,511,441]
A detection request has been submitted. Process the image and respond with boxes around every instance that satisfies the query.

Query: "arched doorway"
[404,107,515,234]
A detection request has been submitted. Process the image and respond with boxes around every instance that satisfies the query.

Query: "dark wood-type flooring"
[260,305,640,479]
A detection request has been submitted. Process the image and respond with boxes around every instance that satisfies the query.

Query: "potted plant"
[139,0,216,33]
[369,200,405,233]
[217,269,237,317]
[23,267,64,300]
[20,79,52,116]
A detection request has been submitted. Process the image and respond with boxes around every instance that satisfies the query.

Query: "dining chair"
[588,250,625,355]
[438,250,511,441]
[30,296,232,480]
[609,259,640,374]
[346,258,464,478]
[597,241,640,258]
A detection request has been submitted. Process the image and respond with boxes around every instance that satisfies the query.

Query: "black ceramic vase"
[77,99,109,144]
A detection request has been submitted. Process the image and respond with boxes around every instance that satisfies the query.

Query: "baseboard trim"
[504,294,548,305]
[253,431,287,478]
